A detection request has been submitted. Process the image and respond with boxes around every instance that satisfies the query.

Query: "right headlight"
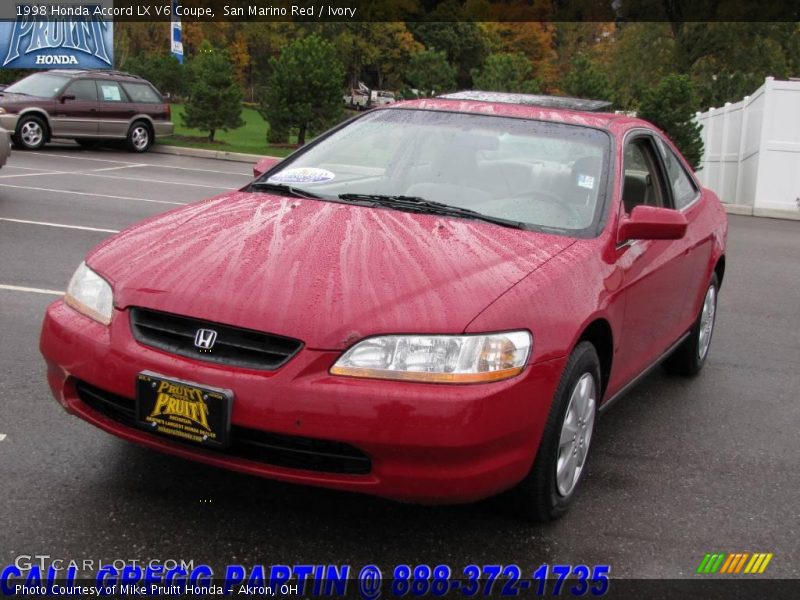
[64,261,113,325]
[330,331,532,383]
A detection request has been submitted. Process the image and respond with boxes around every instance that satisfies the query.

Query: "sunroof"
[438,91,612,112]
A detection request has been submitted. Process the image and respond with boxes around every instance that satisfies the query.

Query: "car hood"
[0,92,49,104]
[88,192,574,350]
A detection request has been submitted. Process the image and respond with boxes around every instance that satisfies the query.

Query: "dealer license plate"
[135,371,232,449]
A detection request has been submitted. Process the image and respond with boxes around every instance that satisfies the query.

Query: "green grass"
[159,104,296,158]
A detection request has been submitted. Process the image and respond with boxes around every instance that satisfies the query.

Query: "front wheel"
[126,121,151,153]
[663,274,718,376]
[504,341,600,521]
[16,115,48,150]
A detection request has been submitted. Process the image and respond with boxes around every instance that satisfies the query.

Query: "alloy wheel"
[556,372,596,497]
[697,285,716,361]
[20,121,43,147]
[131,126,149,151]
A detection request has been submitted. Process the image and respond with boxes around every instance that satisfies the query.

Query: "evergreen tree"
[404,50,457,96]
[260,34,344,146]
[182,41,244,142]
[471,53,540,93]
[562,53,611,101]
[639,74,704,170]
[125,53,187,98]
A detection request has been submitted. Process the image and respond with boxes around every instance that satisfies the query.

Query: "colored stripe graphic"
[734,554,749,573]
[720,554,737,573]
[720,553,750,573]
[744,553,773,574]
[697,553,726,573]
[699,552,773,574]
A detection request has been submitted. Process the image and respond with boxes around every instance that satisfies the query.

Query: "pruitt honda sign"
[0,5,113,69]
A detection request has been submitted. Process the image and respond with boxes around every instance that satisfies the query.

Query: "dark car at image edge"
[0,69,173,152]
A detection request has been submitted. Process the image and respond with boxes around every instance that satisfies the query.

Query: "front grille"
[75,380,371,475]
[130,307,303,371]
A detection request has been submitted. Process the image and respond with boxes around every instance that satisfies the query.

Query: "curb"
[722,204,800,221]
[151,144,277,164]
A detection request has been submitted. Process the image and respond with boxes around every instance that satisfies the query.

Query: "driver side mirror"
[60,94,76,103]
[253,156,281,178]
[617,205,687,243]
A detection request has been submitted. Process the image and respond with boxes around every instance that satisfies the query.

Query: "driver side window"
[622,137,668,214]
[65,79,98,101]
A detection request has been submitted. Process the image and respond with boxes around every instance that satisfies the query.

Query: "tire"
[126,121,152,153]
[503,341,600,521]
[663,274,718,376]
[15,115,48,150]
[75,139,98,149]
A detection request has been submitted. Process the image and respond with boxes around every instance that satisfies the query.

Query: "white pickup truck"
[371,90,396,106]
[343,88,371,110]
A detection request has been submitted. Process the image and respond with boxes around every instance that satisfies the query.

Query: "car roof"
[386,96,650,133]
[440,91,612,112]
[45,69,146,82]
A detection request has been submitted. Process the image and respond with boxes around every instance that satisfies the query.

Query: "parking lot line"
[0,284,63,295]
[0,165,56,171]
[3,166,237,189]
[20,151,252,175]
[0,217,120,233]
[86,165,146,172]
[0,183,186,205]
[0,171,67,179]
[74,171,234,190]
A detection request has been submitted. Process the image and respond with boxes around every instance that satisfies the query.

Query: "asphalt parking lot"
[1,145,798,581]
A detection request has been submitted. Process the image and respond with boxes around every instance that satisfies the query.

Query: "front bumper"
[0,114,19,133]
[40,301,565,503]
[0,127,9,167]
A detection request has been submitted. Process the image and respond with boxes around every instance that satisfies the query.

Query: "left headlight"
[64,261,113,325]
[330,331,532,383]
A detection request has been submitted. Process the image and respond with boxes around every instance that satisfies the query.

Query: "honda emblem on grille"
[194,328,218,351]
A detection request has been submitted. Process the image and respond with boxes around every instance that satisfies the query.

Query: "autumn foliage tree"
[182,41,244,142]
[260,34,344,145]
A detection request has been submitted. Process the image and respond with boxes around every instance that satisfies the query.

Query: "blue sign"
[0,9,113,69]
[171,0,183,64]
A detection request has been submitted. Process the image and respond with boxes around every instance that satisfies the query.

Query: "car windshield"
[261,109,611,233]
[4,73,70,98]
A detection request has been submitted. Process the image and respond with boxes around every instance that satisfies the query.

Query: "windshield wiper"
[337,193,527,230]
[249,181,323,199]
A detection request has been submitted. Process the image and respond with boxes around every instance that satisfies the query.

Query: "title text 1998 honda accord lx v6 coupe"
[40,92,727,520]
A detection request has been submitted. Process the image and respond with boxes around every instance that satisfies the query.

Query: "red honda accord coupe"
[40,92,727,520]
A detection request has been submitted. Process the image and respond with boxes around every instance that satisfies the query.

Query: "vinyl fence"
[695,77,800,219]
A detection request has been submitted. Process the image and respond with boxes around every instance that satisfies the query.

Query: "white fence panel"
[695,77,800,219]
